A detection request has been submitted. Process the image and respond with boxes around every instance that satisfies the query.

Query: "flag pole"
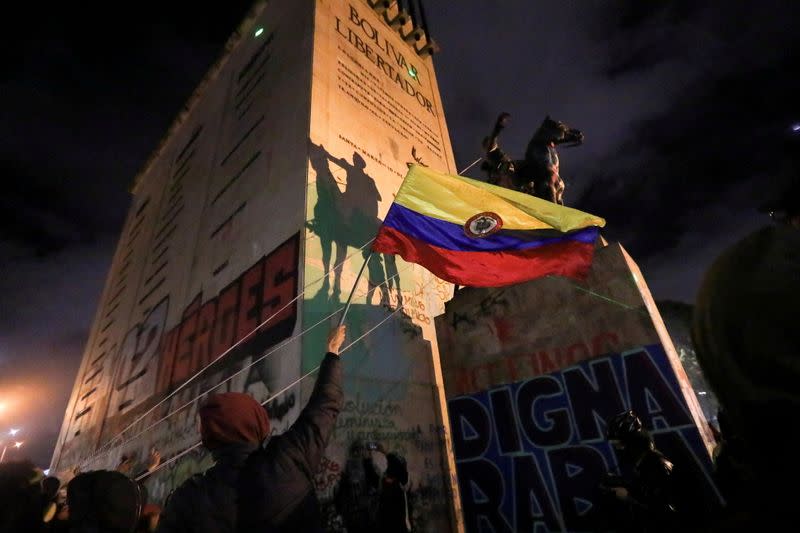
[338,251,374,326]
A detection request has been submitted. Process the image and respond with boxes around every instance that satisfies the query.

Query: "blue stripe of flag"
[381,203,599,252]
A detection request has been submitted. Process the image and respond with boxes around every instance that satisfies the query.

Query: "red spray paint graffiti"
[105,233,300,421]
[453,332,621,395]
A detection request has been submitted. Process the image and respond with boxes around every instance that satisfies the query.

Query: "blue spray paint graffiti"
[448,344,721,532]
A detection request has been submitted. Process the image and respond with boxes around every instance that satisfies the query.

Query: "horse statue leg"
[554,174,565,205]
[331,239,348,299]
[320,239,332,295]
[528,171,560,204]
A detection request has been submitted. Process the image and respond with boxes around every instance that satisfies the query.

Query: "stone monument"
[51,2,461,531]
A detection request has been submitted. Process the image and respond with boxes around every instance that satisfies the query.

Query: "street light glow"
[792,123,800,133]
[14,441,23,448]
[254,27,264,37]
[9,428,19,436]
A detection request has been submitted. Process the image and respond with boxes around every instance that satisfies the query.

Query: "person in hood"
[67,469,143,533]
[376,452,412,533]
[156,325,346,533]
[0,460,49,533]
[692,177,799,528]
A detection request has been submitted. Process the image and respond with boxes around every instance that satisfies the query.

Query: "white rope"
[258,303,406,408]
[92,307,343,465]
[93,159,481,464]
[85,262,412,466]
[92,238,375,457]
[133,282,420,482]
[459,157,483,175]
[132,275,642,484]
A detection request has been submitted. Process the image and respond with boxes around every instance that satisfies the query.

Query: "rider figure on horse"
[481,112,583,206]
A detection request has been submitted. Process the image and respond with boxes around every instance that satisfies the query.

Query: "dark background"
[1,1,797,466]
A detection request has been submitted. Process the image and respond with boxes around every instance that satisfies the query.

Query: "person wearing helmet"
[598,410,678,532]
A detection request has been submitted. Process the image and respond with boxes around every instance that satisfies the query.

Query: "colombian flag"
[372,165,606,287]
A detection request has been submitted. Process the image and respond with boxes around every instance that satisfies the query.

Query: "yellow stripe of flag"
[394,165,606,232]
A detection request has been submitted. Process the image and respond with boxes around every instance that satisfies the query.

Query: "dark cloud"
[0,3,251,465]
[573,0,800,299]
[1,1,797,465]
[1,3,256,252]
[430,0,799,300]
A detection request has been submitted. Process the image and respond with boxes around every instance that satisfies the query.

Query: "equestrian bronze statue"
[481,113,583,205]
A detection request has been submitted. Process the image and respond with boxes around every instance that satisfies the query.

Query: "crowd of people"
[2,180,797,531]
[1,325,409,533]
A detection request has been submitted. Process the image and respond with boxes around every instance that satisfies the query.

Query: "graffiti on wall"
[315,391,453,533]
[451,330,623,397]
[448,344,721,532]
[60,233,301,468]
[109,298,170,416]
[149,232,299,403]
[146,448,214,504]
[435,272,663,401]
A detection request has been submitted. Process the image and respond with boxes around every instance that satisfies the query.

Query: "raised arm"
[273,326,346,477]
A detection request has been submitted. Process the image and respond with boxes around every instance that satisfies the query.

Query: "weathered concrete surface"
[435,241,720,531]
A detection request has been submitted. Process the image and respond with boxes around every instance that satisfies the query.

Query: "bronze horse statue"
[481,113,583,205]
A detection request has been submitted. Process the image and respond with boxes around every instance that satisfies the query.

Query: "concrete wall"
[52,0,315,495]
[303,2,459,530]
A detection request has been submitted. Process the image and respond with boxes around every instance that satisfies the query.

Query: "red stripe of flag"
[372,225,595,287]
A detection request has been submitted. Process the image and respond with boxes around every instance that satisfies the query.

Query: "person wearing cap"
[156,326,346,533]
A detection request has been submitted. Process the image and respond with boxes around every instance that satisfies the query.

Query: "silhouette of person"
[691,176,800,530]
[598,411,680,532]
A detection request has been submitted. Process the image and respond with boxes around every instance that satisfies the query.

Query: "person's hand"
[611,486,629,501]
[327,325,346,355]
[56,503,69,521]
[116,456,133,474]
[147,448,161,472]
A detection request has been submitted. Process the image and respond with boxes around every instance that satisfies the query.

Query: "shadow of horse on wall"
[307,140,401,305]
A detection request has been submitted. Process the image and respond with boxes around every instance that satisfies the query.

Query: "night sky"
[1,1,798,467]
